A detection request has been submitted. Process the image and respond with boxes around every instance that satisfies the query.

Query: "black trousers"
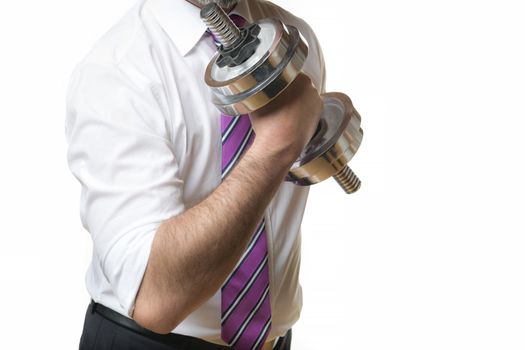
[80,302,292,350]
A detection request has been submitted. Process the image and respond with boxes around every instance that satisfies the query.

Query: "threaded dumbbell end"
[200,3,241,48]
[333,166,361,194]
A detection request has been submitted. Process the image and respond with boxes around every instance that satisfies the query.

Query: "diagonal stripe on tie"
[250,316,272,350]
[222,128,254,179]
[222,116,242,143]
[226,285,270,344]
[228,288,272,350]
[221,231,268,315]
[222,255,268,324]
[222,222,265,289]
[221,113,254,178]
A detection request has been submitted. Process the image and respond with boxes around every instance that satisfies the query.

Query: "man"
[66,0,326,348]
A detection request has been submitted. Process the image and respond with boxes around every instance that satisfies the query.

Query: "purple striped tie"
[212,14,272,350]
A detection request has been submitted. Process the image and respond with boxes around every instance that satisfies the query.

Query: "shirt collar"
[147,0,249,56]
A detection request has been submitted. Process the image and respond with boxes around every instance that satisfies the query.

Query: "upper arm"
[65,62,184,315]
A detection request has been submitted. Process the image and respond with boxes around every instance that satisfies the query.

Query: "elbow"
[133,313,172,335]
[132,293,182,334]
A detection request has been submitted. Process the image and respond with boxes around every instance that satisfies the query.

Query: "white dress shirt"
[66,0,325,344]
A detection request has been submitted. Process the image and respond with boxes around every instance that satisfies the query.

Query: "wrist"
[247,140,296,177]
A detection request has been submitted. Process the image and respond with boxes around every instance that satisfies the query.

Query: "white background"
[0,0,524,349]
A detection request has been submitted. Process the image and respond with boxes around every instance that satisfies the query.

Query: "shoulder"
[66,1,168,119]
[70,0,162,89]
[66,1,171,142]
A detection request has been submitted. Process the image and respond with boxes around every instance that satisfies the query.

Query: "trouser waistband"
[86,301,291,350]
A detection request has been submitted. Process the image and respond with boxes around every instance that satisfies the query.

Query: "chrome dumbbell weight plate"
[205,18,308,116]
[288,93,363,193]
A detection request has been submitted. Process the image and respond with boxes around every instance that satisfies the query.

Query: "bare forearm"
[133,144,293,333]
[134,74,322,333]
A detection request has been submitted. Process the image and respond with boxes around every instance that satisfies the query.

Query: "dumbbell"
[200,3,363,194]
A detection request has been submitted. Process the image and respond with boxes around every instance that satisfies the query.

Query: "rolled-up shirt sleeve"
[65,61,184,316]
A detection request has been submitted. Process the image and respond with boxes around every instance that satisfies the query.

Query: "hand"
[249,73,323,166]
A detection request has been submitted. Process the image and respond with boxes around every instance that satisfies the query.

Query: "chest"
[162,38,223,207]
